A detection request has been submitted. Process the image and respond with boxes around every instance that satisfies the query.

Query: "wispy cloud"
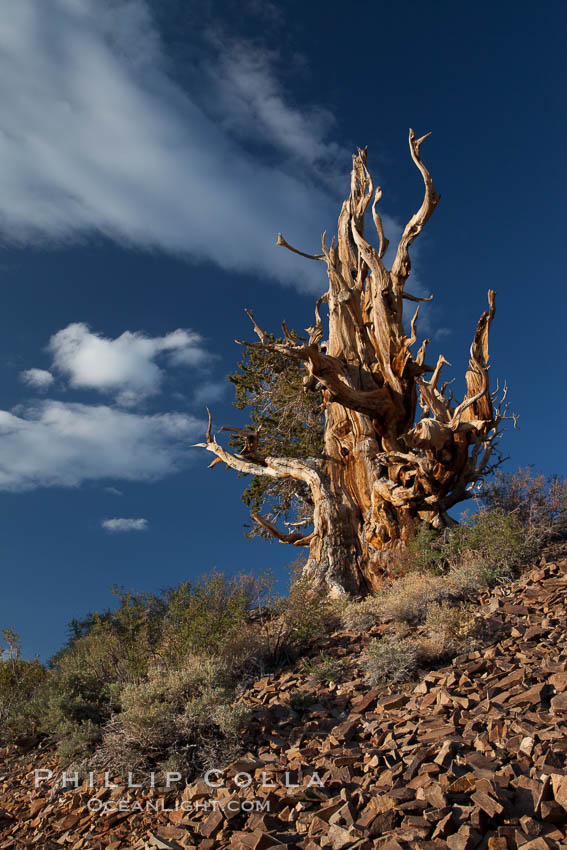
[19,368,54,390]
[435,327,452,341]
[0,401,203,491]
[102,517,148,532]
[47,323,208,405]
[192,380,229,406]
[0,0,350,291]
[198,38,344,182]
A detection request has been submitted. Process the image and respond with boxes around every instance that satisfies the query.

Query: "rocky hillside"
[1,543,567,850]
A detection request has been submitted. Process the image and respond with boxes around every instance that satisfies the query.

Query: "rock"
[550,691,567,713]
[470,791,504,818]
[3,543,567,849]
[551,773,567,810]
[200,808,224,838]
[540,799,566,822]
[350,689,380,714]
[148,834,184,849]
[446,825,482,850]
[327,824,357,849]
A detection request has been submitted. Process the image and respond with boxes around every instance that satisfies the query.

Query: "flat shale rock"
[2,541,567,849]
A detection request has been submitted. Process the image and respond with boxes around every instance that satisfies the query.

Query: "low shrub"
[91,658,250,776]
[408,508,527,578]
[303,652,347,686]
[0,629,46,740]
[340,596,382,631]
[39,670,117,761]
[364,634,419,685]
[157,571,265,669]
[418,601,482,662]
[407,525,448,575]
[55,720,103,764]
[255,575,336,664]
[340,556,497,633]
[55,588,167,684]
[45,671,113,728]
[450,509,526,572]
[286,690,315,713]
[376,573,456,625]
[482,467,567,545]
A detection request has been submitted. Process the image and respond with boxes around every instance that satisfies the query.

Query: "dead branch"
[276,233,325,261]
[251,512,313,547]
[402,292,434,303]
[390,129,441,290]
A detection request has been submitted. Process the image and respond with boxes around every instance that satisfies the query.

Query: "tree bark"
[196,131,513,595]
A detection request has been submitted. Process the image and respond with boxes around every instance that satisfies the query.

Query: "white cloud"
[193,380,229,406]
[0,401,203,491]
[48,322,208,404]
[0,0,348,291]
[435,327,452,341]
[199,40,344,179]
[103,486,123,496]
[102,517,148,532]
[19,368,55,390]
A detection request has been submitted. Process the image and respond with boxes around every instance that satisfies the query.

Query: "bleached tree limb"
[251,512,314,546]
[371,187,389,259]
[198,135,511,595]
[276,233,325,261]
[390,129,441,290]
[402,292,434,303]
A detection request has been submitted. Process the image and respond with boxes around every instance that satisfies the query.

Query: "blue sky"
[0,0,565,660]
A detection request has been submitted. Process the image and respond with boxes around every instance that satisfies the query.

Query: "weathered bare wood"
[276,232,325,261]
[251,512,313,546]
[390,129,441,290]
[198,133,510,594]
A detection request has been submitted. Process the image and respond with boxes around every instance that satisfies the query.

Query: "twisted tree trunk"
[196,131,512,595]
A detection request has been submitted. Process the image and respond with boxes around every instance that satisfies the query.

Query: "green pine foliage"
[228,334,324,538]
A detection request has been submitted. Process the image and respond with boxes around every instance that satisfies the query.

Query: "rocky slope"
[2,543,567,850]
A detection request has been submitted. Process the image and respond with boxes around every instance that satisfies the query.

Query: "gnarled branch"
[199,136,509,596]
[251,512,314,547]
[390,129,441,290]
[277,232,325,261]
[194,412,323,487]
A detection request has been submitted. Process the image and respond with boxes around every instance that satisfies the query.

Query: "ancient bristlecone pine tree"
[197,131,511,595]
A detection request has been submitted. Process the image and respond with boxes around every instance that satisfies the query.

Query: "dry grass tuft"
[364,634,419,685]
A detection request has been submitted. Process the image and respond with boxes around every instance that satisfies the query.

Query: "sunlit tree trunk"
[197,132,512,595]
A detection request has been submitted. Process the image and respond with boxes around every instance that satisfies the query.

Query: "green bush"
[450,509,526,572]
[303,652,347,686]
[45,671,113,727]
[38,670,116,761]
[93,659,250,776]
[55,720,103,763]
[255,575,336,663]
[0,562,351,770]
[0,629,46,740]
[408,508,527,578]
[407,524,449,575]
[158,571,267,669]
[53,589,166,685]
[286,690,315,713]
[0,570,268,764]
